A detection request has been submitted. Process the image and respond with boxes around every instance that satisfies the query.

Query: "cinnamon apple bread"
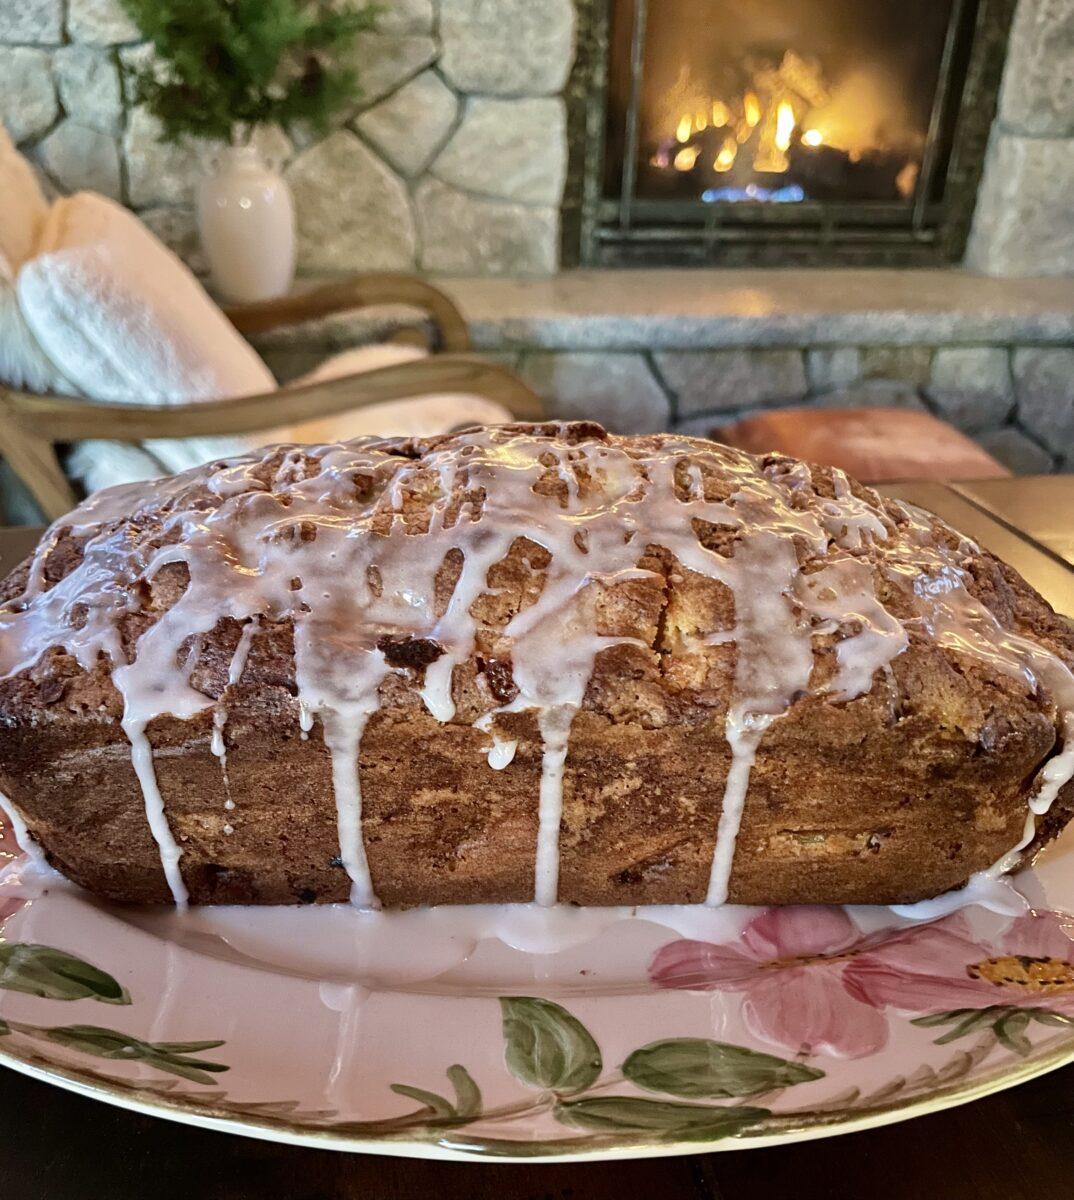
[0,421,1072,908]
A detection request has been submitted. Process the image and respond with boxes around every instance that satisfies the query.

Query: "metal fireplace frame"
[562,0,1017,267]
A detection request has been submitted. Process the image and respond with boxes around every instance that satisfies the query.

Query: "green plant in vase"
[121,0,378,302]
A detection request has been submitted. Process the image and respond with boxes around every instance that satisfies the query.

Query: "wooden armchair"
[0,273,544,521]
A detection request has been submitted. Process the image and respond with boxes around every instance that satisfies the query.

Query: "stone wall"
[967,0,1074,275]
[0,0,575,275]
[254,315,1074,472]
[563,344,1070,473]
[5,0,1074,278]
[1,0,1071,483]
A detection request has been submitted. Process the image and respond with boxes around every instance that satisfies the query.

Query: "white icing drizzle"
[210,713,226,762]
[227,615,260,686]
[473,713,518,770]
[321,706,380,908]
[0,789,46,868]
[892,501,1074,867]
[123,716,188,906]
[211,615,260,809]
[534,707,573,906]
[488,735,517,770]
[0,426,1071,912]
[706,532,815,905]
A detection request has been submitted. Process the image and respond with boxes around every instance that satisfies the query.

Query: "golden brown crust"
[0,423,1071,907]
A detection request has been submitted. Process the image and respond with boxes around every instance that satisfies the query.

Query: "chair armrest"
[0,356,540,439]
[0,357,544,520]
[224,274,471,352]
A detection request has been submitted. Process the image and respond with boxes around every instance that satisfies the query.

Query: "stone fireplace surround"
[0,0,1072,472]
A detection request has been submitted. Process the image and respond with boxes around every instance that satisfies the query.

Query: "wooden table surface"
[1,476,1073,1200]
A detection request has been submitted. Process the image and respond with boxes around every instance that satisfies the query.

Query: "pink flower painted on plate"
[845,910,1074,1017]
[649,906,889,1059]
[650,908,1074,1060]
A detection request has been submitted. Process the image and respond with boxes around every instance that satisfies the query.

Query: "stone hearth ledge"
[245,269,1074,473]
[251,270,1074,355]
[451,270,1074,352]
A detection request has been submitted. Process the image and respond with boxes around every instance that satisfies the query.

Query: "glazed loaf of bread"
[1,422,1072,909]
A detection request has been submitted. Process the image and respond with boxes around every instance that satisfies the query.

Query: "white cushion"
[69,343,514,497]
[17,193,275,405]
[273,343,514,443]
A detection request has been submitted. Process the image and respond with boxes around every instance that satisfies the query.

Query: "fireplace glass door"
[581,0,1012,265]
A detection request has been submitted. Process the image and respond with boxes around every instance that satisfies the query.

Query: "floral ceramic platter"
[3,818,1074,1162]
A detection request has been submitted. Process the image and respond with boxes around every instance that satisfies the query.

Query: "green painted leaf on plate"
[41,1026,137,1056]
[389,1083,455,1117]
[0,944,129,1004]
[910,1006,1000,1029]
[447,1064,482,1117]
[995,1010,1033,1057]
[913,1007,1005,1042]
[911,1004,1074,1055]
[35,1024,229,1085]
[500,997,601,1093]
[555,1096,769,1141]
[153,1040,227,1053]
[1028,1009,1074,1028]
[623,1038,824,1099]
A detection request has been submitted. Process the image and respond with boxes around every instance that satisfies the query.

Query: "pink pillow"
[0,125,47,274]
[0,127,74,393]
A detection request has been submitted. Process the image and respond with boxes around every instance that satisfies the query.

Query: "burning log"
[641,47,921,206]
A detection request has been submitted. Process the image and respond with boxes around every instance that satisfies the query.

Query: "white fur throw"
[18,193,275,405]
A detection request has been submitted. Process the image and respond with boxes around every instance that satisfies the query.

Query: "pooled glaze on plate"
[2,822,1074,1161]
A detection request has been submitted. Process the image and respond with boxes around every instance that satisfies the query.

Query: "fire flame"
[657,50,922,199]
[714,138,736,172]
[774,101,795,152]
[711,99,732,127]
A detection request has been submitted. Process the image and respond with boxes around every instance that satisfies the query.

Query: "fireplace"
[569,0,1016,265]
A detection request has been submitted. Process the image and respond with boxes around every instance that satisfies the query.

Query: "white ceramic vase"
[196,143,296,304]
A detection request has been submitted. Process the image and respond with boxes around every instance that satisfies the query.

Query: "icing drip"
[210,713,226,762]
[123,717,188,906]
[0,426,1071,911]
[0,789,46,868]
[708,713,775,906]
[474,713,518,770]
[534,707,573,906]
[321,707,379,908]
[705,532,815,906]
[1031,711,1074,818]
[211,616,260,807]
[487,735,518,770]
